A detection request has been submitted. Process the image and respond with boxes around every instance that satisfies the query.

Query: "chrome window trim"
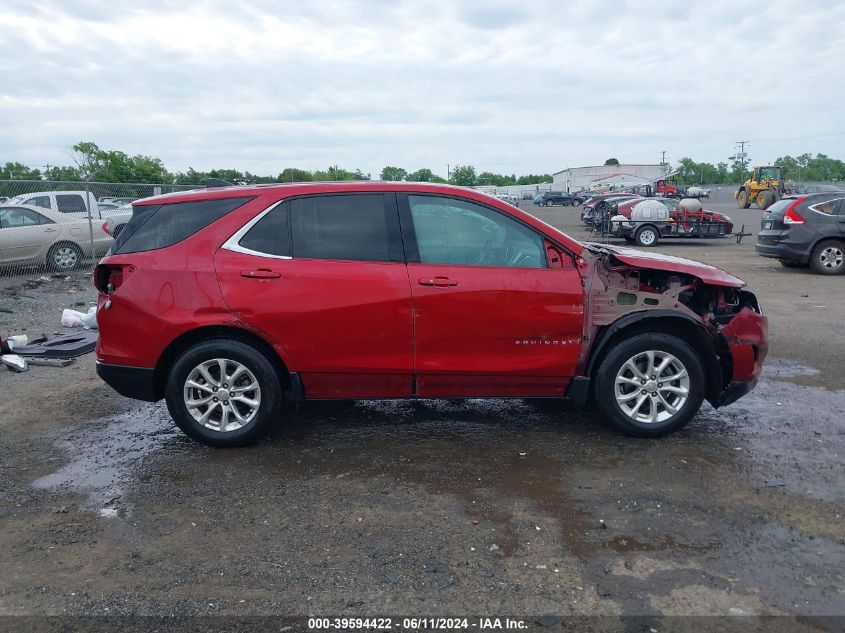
[807,196,845,217]
[221,200,292,260]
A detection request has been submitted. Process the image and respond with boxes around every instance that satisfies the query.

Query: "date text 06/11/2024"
[307,617,529,630]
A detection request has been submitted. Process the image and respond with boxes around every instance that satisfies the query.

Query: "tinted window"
[408,195,545,268]
[113,197,254,254]
[289,194,390,262]
[809,198,842,215]
[238,204,291,256]
[56,194,88,214]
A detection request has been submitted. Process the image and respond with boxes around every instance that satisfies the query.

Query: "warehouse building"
[553,164,668,192]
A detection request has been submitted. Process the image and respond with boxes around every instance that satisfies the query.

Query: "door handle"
[240,269,281,279]
[418,276,458,287]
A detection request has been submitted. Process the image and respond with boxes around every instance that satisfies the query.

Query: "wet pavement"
[1,358,842,626]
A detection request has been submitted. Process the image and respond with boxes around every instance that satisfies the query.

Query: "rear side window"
[27,196,51,210]
[113,197,254,254]
[56,194,88,214]
[289,194,390,262]
[238,204,291,256]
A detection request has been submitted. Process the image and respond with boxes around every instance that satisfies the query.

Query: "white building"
[553,164,668,192]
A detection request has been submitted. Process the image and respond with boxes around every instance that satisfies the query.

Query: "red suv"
[94,182,768,446]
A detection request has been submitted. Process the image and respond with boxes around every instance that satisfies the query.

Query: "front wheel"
[634,225,659,247]
[165,338,284,446]
[737,190,751,209]
[594,334,705,437]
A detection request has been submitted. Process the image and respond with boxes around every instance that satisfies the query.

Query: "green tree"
[380,166,407,181]
[407,168,440,182]
[450,164,476,186]
[279,167,313,182]
[1,162,42,180]
[605,158,619,165]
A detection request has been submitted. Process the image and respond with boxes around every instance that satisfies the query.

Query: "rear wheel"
[47,242,83,271]
[737,190,751,209]
[165,338,284,446]
[634,225,659,247]
[594,333,705,437]
[809,240,845,275]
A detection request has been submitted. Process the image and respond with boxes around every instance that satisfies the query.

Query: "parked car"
[102,204,133,238]
[2,190,115,220]
[94,183,767,446]
[540,191,578,207]
[755,193,845,274]
[581,195,641,225]
[100,196,140,206]
[0,204,112,271]
[495,193,519,206]
[788,183,843,195]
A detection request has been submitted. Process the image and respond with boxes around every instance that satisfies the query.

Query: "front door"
[401,194,585,397]
[215,193,414,398]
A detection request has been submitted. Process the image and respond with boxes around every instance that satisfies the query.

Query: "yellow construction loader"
[736,166,784,210]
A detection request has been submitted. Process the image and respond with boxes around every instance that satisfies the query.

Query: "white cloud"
[0,0,843,177]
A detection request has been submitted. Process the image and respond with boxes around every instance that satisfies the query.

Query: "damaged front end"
[572,244,768,408]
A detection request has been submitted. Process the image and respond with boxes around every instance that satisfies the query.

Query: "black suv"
[755,193,845,275]
[541,191,579,207]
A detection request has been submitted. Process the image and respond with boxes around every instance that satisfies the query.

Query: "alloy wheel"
[183,358,261,432]
[614,350,690,424]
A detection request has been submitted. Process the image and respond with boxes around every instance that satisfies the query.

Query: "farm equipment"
[594,198,732,247]
[736,165,784,210]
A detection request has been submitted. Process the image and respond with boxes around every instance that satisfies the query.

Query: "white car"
[0,204,113,271]
[2,190,126,220]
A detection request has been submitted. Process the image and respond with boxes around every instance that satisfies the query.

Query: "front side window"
[408,195,545,268]
[289,194,390,262]
[56,194,88,214]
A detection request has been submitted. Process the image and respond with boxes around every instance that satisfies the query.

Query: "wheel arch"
[585,311,724,404]
[153,325,294,401]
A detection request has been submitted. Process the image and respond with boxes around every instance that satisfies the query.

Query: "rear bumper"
[96,362,159,401]
[754,240,809,264]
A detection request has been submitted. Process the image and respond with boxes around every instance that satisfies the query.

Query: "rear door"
[401,193,584,397]
[215,193,414,398]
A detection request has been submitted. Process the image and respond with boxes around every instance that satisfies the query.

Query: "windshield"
[758,167,781,180]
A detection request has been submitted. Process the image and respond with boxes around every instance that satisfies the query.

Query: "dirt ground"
[0,200,843,631]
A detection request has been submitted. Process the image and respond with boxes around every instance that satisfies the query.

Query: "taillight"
[784,197,805,224]
[94,264,125,294]
[102,222,110,235]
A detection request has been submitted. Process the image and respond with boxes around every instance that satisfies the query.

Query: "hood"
[589,243,746,287]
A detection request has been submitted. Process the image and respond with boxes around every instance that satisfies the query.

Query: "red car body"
[94,182,767,443]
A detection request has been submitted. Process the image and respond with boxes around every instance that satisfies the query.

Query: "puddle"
[33,403,182,515]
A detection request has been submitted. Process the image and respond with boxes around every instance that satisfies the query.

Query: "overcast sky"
[2,0,844,178]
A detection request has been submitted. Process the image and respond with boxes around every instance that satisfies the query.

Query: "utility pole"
[660,150,666,166]
[447,164,451,181]
[734,140,750,174]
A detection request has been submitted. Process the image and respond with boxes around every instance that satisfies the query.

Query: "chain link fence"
[0,179,199,279]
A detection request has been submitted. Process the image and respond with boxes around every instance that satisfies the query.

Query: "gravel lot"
[0,194,842,630]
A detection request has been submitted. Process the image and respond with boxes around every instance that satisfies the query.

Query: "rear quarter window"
[113,197,254,254]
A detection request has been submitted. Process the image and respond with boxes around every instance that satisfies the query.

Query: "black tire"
[165,338,284,446]
[808,239,845,275]
[46,242,83,272]
[571,199,579,207]
[778,260,803,268]
[634,225,659,247]
[544,200,553,207]
[594,333,705,438]
[737,190,751,209]
[756,191,773,209]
